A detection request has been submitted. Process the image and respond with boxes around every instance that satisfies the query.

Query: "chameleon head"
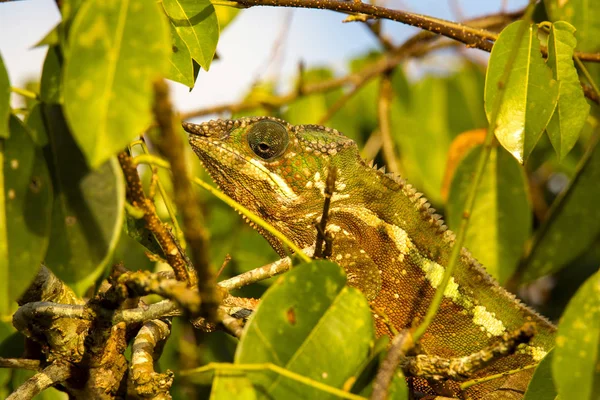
[183,116,358,252]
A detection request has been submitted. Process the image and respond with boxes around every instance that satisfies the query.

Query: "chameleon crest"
[184,116,555,399]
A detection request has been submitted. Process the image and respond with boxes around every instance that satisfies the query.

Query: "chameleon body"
[184,117,555,399]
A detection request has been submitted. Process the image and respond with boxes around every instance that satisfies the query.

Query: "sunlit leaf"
[553,270,600,399]
[162,0,219,71]
[485,21,558,164]
[166,22,195,88]
[63,0,170,168]
[0,116,53,316]
[43,105,125,296]
[0,52,9,139]
[235,261,374,399]
[521,138,600,283]
[524,350,557,400]
[546,21,590,161]
[447,144,531,284]
[544,0,600,52]
[214,4,240,32]
[210,371,256,400]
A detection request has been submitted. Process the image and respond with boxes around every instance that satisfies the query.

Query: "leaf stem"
[412,0,538,343]
[180,362,367,400]
[10,86,39,100]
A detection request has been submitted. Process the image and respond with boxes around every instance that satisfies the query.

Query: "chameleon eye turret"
[247,120,289,160]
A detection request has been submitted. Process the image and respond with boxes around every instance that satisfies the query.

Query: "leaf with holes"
[235,261,374,399]
[166,22,195,88]
[162,0,219,71]
[63,0,170,168]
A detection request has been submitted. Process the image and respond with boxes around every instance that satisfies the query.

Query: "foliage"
[1,0,599,399]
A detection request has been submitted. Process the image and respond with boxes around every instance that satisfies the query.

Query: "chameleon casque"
[183,116,555,399]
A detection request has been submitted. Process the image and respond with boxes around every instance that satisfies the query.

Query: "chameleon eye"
[247,120,289,160]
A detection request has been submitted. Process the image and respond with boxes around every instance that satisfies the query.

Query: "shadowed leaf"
[0,116,53,316]
[0,52,9,139]
[447,144,531,284]
[43,105,124,296]
[524,350,557,400]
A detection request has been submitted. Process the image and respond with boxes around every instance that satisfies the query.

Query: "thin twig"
[129,319,174,398]
[371,330,414,400]
[153,81,219,324]
[314,166,336,258]
[118,152,191,282]
[0,358,40,370]
[377,73,399,174]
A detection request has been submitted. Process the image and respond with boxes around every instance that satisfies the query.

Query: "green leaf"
[166,22,195,88]
[0,51,9,139]
[544,0,600,52]
[43,105,124,296]
[162,0,219,71]
[0,116,53,316]
[391,76,453,206]
[235,261,374,399]
[553,270,600,399]
[447,145,531,284]
[521,137,600,283]
[524,349,557,400]
[546,21,590,161]
[40,46,63,104]
[63,0,170,168]
[24,103,49,147]
[210,371,257,400]
[485,21,559,164]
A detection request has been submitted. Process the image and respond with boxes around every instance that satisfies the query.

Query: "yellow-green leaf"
[447,144,531,284]
[485,21,559,164]
[546,21,590,161]
[163,0,219,71]
[63,0,170,168]
[210,371,257,400]
[544,0,600,52]
[0,116,53,316]
[553,270,600,399]
[166,22,195,88]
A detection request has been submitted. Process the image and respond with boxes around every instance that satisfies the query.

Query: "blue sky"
[0,0,527,115]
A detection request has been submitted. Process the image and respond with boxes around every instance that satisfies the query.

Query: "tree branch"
[7,362,72,400]
[129,319,174,398]
[0,358,40,371]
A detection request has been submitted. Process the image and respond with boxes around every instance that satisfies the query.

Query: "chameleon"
[183,116,555,399]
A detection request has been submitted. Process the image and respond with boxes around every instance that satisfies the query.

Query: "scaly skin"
[184,116,555,399]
